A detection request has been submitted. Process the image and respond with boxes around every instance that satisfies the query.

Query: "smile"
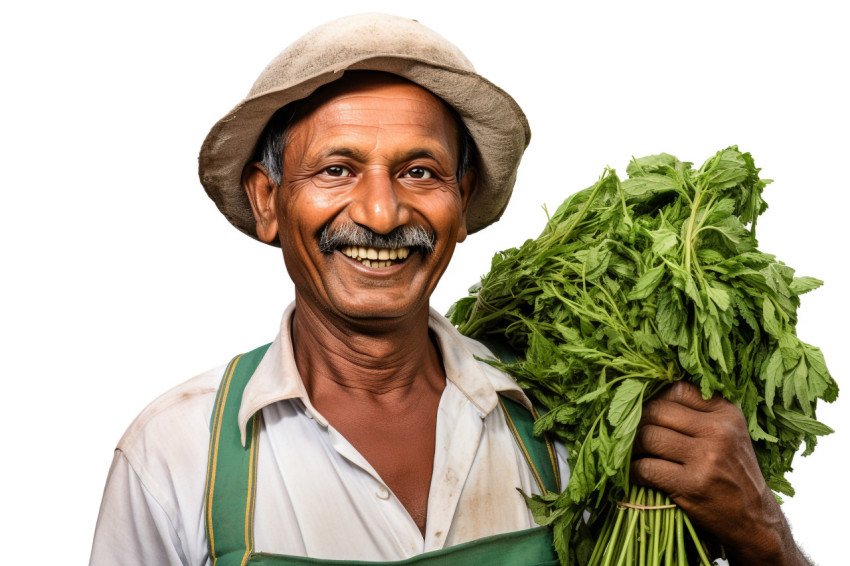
[340,246,410,268]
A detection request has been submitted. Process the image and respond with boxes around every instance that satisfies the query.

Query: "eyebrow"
[319,146,452,165]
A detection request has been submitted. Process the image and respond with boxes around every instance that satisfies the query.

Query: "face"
[245,74,475,326]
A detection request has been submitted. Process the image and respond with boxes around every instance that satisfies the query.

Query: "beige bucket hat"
[198,13,531,243]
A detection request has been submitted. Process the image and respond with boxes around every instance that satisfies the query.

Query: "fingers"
[630,421,704,498]
[631,423,694,463]
[653,381,718,412]
[639,398,706,438]
[640,382,746,439]
[630,457,687,498]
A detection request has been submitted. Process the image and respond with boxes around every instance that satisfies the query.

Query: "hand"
[630,382,809,566]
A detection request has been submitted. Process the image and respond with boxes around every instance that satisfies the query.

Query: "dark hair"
[251,92,477,186]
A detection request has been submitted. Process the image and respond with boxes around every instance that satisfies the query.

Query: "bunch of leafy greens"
[448,147,837,565]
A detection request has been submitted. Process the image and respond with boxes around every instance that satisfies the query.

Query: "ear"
[456,167,478,243]
[242,163,280,244]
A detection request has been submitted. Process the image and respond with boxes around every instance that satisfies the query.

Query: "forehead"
[288,73,460,150]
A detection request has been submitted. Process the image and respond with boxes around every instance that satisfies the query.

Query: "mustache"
[318,222,436,254]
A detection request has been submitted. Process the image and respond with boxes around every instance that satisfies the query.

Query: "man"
[90,14,808,565]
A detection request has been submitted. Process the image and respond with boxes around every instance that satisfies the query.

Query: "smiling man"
[242,73,480,538]
[91,14,810,566]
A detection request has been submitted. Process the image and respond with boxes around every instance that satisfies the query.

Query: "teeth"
[339,245,412,268]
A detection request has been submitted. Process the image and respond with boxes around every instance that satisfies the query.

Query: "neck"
[290,295,445,398]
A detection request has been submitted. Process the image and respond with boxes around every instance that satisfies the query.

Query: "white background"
[1,1,847,563]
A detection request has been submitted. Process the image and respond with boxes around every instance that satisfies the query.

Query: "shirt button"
[376,486,390,500]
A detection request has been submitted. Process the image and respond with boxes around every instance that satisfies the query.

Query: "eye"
[323,165,353,177]
[402,167,433,179]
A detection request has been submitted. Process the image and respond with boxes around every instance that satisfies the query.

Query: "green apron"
[205,343,560,566]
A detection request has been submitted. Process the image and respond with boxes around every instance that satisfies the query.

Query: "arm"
[629,382,811,566]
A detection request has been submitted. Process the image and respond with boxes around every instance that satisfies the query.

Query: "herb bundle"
[448,147,837,565]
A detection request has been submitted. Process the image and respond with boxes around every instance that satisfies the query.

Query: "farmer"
[90,14,809,566]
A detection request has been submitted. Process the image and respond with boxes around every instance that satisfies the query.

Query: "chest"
[247,392,542,561]
[342,414,439,535]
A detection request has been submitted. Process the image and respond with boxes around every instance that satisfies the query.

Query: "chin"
[329,295,430,324]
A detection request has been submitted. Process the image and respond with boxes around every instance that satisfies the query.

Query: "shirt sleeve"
[90,450,191,566]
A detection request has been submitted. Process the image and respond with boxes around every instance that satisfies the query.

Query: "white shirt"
[90,304,568,565]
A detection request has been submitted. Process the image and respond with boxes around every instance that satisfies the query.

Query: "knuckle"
[631,457,656,483]
[669,381,689,402]
[639,425,663,453]
[701,448,722,472]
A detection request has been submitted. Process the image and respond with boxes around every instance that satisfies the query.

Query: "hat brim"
[199,56,530,244]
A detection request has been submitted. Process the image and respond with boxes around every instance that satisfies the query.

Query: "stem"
[676,509,685,566]
[683,512,712,566]
[602,505,627,566]
[651,490,661,566]
[664,497,674,566]
[589,504,619,566]
[639,489,647,566]
[614,487,640,566]
[683,189,703,276]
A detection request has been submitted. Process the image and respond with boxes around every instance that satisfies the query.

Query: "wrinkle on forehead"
[293,72,459,139]
[286,76,460,169]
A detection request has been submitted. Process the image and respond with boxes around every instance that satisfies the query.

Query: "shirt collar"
[237,302,530,445]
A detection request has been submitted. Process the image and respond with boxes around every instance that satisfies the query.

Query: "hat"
[198,13,531,242]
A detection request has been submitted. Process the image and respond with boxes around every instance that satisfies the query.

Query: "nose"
[347,168,411,234]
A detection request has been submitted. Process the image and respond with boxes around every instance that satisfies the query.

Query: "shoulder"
[116,364,226,504]
[119,365,224,452]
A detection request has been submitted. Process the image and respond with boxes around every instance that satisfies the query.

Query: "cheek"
[424,190,465,231]
[278,185,346,240]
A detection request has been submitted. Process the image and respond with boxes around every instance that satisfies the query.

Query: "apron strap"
[205,343,272,566]
[479,337,561,495]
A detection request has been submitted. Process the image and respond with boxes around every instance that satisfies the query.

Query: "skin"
[631,382,810,565]
[242,72,806,559]
[243,73,475,536]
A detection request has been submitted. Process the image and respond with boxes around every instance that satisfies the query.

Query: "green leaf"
[789,276,823,296]
[609,397,643,477]
[774,407,835,436]
[568,439,597,504]
[648,228,679,256]
[804,345,837,402]
[583,246,611,281]
[627,265,666,301]
[626,152,680,177]
[706,282,731,312]
[607,379,644,427]
[621,174,680,202]
[748,410,778,443]
[656,287,688,347]
[760,348,783,416]
[762,299,781,338]
[766,475,796,498]
[792,360,812,416]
